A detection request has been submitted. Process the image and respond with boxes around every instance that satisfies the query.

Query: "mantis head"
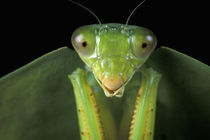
[71,23,157,97]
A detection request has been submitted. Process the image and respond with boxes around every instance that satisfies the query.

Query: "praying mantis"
[68,1,161,140]
[0,1,209,140]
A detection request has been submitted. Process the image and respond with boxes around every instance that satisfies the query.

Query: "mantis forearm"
[69,68,104,140]
[69,68,118,140]
[128,68,161,140]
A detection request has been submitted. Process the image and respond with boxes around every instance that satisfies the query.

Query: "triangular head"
[71,23,157,97]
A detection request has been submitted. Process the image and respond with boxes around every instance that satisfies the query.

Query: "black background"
[1,0,209,77]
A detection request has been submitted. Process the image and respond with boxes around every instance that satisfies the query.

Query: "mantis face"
[71,23,157,97]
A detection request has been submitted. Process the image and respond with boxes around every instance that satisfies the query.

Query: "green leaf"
[145,47,210,140]
[0,46,209,140]
[0,47,83,140]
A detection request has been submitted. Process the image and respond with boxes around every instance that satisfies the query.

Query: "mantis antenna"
[69,0,101,24]
[126,0,147,25]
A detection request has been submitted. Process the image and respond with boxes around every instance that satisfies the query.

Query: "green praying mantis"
[69,1,161,140]
[0,1,210,140]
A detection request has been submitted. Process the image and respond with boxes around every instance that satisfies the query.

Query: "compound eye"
[132,34,157,58]
[71,28,95,57]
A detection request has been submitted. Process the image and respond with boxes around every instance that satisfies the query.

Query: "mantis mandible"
[68,1,161,140]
